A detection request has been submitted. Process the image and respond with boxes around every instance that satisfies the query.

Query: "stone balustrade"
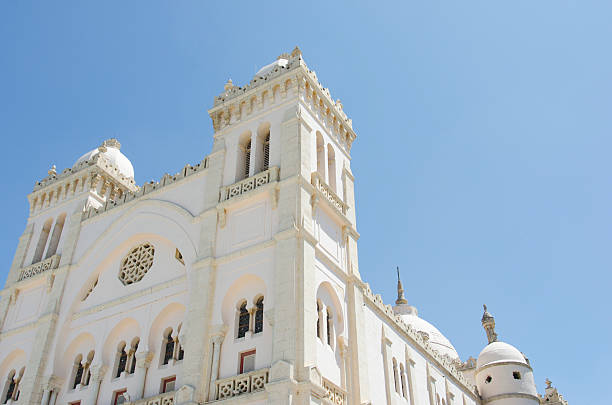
[214,368,269,401]
[18,254,61,281]
[322,377,347,405]
[311,172,348,215]
[129,391,174,405]
[220,167,279,202]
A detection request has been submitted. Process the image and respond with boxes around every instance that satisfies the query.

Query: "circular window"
[119,243,155,285]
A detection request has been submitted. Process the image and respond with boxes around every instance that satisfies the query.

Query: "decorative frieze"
[214,368,269,401]
[219,167,279,202]
[82,158,208,221]
[311,172,348,215]
[322,377,347,405]
[17,254,61,282]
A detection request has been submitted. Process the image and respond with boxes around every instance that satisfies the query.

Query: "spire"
[395,266,407,305]
[481,304,498,344]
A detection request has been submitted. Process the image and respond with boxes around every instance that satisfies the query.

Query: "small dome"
[255,58,288,78]
[477,341,526,369]
[75,139,134,179]
[399,312,460,360]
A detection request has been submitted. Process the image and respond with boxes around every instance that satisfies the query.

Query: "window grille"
[237,303,250,338]
[326,310,333,346]
[73,363,84,388]
[119,243,155,285]
[163,332,175,365]
[262,134,270,171]
[254,297,264,334]
[393,359,400,393]
[316,302,321,339]
[244,140,251,179]
[129,341,139,374]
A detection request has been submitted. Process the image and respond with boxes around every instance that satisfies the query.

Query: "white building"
[0,48,569,405]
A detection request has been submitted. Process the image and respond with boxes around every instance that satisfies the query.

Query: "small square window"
[513,371,522,380]
[113,389,127,405]
[485,376,492,384]
[161,376,176,393]
[239,349,256,374]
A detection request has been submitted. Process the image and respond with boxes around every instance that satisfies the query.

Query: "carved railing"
[130,391,174,405]
[18,255,61,281]
[311,172,347,215]
[322,377,347,405]
[214,368,269,400]
[220,167,279,202]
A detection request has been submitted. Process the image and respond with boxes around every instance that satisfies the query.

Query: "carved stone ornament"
[118,243,155,285]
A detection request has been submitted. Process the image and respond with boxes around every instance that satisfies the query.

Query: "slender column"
[40,389,50,405]
[133,351,152,400]
[88,364,106,405]
[207,334,224,401]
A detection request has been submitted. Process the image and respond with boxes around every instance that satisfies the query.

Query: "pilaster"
[4,222,34,287]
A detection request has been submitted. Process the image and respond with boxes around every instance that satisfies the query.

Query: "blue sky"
[1,1,609,403]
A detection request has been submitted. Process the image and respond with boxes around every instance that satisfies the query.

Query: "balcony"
[322,377,347,405]
[17,254,61,281]
[220,167,279,202]
[214,368,269,401]
[311,172,347,215]
[130,391,174,405]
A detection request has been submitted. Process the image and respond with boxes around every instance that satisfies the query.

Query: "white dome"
[75,139,134,179]
[255,58,288,77]
[400,313,460,360]
[477,341,526,369]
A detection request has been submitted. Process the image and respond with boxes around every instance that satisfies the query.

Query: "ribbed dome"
[75,139,134,179]
[477,341,526,369]
[399,312,460,360]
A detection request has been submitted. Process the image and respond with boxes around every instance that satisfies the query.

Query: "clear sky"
[1,2,609,403]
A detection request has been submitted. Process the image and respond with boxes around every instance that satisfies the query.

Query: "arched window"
[400,363,408,398]
[243,140,252,179]
[254,297,264,334]
[45,213,66,258]
[73,355,84,389]
[82,351,94,386]
[116,343,128,377]
[128,338,139,374]
[262,134,270,171]
[32,218,53,263]
[237,302,250,338]
[326,308,333,346]
[392,358,400,394]
[327,145,336,192]
[4,370,16,404]
[316,132,325,179]
[163,330,175,365]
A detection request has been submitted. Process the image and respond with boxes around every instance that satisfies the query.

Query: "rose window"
[119,243,155,285]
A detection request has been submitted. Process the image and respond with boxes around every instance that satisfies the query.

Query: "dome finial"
[224,79,234,91]
[481,304,498,344]
[395,266,407,305]
[48,165,57,176]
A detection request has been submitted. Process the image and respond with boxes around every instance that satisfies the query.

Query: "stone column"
[39,389,50,405]
[133,351,152,400]
[207,334,224,402]
[88,364,107,405]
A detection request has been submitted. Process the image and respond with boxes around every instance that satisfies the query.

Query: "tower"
[475,306,539,405]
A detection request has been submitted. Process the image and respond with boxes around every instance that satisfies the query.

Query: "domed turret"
[75,138,135,179]
[475,306,539,405]
[392,267,460,360]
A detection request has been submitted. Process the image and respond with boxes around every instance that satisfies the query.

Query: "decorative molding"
[311,172,348,215]
[220,167,279,202]
[322,377,347,405]
[131,390,175,405]
[214,368,269,400]
[82,157,207,221]
[17,254,61,282]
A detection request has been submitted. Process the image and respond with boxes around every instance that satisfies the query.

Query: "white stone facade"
[0,48,568,405]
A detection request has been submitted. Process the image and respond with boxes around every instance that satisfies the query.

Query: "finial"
[291,46,302,58]
[48,165,57,176]
[224,79,234,91]
[395,266,407,305]
[481,304,498,344]
[101,138,121,150]
[545,378,552,389]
